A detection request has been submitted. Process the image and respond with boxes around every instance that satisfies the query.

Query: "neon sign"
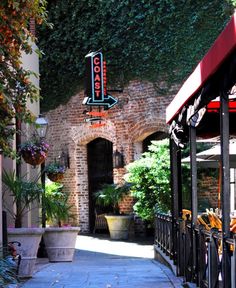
[84,51,118,109]
[92,53,104,102]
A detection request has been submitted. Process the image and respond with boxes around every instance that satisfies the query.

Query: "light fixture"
[59,149,70,169]
[35,114,48,139]
[113,150,124,168]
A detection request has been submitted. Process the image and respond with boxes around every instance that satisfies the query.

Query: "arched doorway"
[87,138,113,232]
[143,131,168,152]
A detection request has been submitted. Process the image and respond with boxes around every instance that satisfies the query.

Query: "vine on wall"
[0,0,48,157]
[39,0,235,112]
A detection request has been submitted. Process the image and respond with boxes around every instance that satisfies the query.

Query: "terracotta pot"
[21,151,46,166]
[44,227,80,262]
[47,172,64,182]
[7,228,45,278]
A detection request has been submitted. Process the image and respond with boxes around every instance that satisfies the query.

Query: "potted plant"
[45,162,66,182]
[2,170,45,278]
[18,138,49,167]
[0,256,18,287]
[43,182,79,262]
[95,183,133,240]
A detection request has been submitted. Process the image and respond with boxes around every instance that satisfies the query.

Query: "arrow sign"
[86,94,118,109]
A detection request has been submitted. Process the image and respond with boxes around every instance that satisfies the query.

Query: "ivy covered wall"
[38,0,235,112]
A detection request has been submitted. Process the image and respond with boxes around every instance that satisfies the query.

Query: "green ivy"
[39,0,235,111]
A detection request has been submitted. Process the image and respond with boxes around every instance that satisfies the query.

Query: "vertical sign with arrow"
[84,51,118,109]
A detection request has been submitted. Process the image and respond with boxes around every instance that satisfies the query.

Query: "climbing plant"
[0,0,48,157]
[39,0,235,111]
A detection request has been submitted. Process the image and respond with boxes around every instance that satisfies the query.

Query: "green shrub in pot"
[95,183,131,215]
[95,183,133,240]
[44,182,74,227]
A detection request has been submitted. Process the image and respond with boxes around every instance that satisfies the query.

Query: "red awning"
[207,101,236,112]
[166,13,236,124]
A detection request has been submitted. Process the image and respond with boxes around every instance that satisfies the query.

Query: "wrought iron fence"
[155,213,236,287]
[154,213,173,258]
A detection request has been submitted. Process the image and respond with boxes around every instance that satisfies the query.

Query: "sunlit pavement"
[20,234,183,288]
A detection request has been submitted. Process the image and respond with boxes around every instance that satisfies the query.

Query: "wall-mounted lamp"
[113,150,124,168]
[58,148,70,169]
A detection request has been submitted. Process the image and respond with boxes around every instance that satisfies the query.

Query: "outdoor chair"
[93,212,108,233]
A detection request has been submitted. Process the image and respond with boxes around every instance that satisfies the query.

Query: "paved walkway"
[20,235,183,288]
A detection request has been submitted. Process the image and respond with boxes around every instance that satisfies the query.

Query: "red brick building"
[45,80,177,233]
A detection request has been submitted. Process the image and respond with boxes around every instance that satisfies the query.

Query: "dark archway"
[142,131,168,152]
[87,138,113,232]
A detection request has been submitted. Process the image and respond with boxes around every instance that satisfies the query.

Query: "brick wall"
[44,80,177,232]
[198,172,219,210]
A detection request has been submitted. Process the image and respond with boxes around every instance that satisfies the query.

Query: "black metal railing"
[155,213,236,287]
[155,213,173,258]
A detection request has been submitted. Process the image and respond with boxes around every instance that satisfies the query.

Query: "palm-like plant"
[0,257,18,286]
[95,183,130,215]
[44,182,74,227]
[2,170,43,228]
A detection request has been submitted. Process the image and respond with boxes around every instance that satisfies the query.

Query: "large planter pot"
[44,227,80,262]
[7,227,44,278]
[105,215,133,240]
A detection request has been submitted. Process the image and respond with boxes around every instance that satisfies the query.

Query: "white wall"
[2,41,41,228]
[21,41,40,116]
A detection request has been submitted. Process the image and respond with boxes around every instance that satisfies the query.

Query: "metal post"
[37,161,47,258]
[189,125,198,283]
[170,138,182,272]
[220,90,231,288]
[177,149,182,215]
[189,126,197,225]
[2,211,7,248]
[41,162,46,228]
[233,236,236,288]
[15,115,22,228]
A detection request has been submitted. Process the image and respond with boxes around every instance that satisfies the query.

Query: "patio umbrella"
[182,142,236,209]
[182,142,236,167]
[197,142,236,209]
[196,142,236,168]
[182,156,218,168]
[182,153,221,208]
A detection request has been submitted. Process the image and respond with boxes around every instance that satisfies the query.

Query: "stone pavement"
[20,234,183,288]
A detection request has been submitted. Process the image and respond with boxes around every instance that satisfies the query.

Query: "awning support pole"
[190,126,198,225]
[189,125,198,283]
[220,89,231,288]
[170,138,182,271]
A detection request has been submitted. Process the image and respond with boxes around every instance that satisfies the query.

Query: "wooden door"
[87,138,113,232]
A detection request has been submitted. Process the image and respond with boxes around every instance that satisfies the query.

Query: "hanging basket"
[21,151,47,166]
[47,172,64,182]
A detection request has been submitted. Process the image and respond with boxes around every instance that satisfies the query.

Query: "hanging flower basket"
[19,139,49,166]
[45,162,66,182]
[21,151,47,166]
[47,172,64,182]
